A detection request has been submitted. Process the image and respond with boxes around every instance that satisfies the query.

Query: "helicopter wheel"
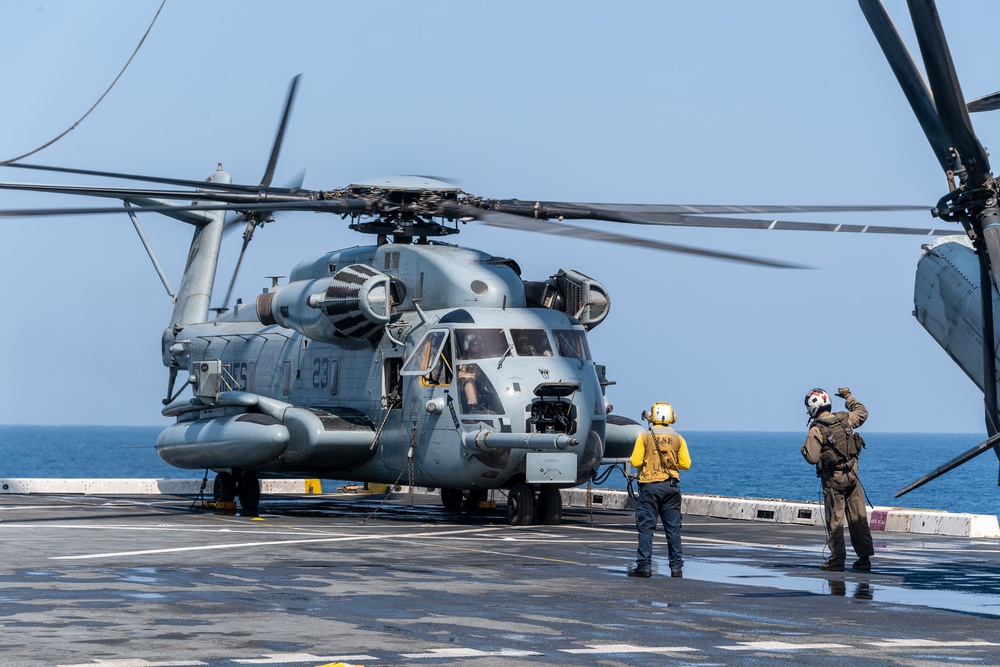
[213,471,237,504]
[506,482,536,526]
[465,488,489,511]
[441,488,464,511]
[535,485,562,525]
[237,470,261,515]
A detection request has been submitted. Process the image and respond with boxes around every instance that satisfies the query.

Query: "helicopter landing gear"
[212,470,260,515]
[237,470,261,515]
[506,482,563,526]
[465,488,489,510]
[441,488,492,512]
[441,488,464,511]
[507,482,536,526]
[213,471,237,505]
[535,485,563,525]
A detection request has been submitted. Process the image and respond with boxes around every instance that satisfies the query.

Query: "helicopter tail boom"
[167,167,233,328]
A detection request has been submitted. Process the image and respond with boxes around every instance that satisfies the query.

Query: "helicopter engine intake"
[257,264,393,345]
[524,269,609,330]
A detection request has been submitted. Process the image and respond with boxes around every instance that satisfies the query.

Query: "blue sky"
[1,1,998,434]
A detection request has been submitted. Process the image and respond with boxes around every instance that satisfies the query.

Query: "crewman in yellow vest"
[627,402,691,578]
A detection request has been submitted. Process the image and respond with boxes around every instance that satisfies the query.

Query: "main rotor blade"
[0,181,317,205]
[967,91,1000,113]
[491,201,948,236]
[544,203,929,215]
[1,162,294,194]
[907,0,991,181]
[260,74,301,188]
[859,0,957,172]
[0,199,371,218]
[895,431,1000,497]
[448,205,808,269]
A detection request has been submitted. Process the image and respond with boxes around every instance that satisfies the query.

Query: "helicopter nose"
[527,381,584,437]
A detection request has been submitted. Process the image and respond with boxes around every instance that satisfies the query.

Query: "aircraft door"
[399,329,465,484]
[383,357,403,407]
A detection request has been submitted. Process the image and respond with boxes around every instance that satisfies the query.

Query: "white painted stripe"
[720,641,849,651]
[873,639,1000,648]
[400,648,542,658]
[233,653,377,664]
[58,660,206,667]
[51,535,374,559]
[51,526,497,560]
[561,643,698,654]
[0,478,316,495]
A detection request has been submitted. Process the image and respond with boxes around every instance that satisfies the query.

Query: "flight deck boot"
[820,560,845,572]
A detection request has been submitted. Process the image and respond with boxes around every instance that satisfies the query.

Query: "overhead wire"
[0,0,167,166]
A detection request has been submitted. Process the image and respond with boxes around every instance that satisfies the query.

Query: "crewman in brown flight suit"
[801,387,874,571]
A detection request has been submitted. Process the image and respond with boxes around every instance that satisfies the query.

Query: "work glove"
[836,387,851,399]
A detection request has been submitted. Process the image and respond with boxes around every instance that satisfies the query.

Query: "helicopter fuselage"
[156,241,635,493]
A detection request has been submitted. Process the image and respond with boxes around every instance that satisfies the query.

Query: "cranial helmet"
[647,402,676,426]
[804,388,832,418]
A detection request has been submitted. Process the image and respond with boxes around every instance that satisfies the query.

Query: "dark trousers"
[822,470,874,563]
[635,480,683,570]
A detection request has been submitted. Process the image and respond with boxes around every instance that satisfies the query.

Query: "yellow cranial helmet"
[648,402,676,426]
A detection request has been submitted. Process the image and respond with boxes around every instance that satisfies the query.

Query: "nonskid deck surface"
[2,492,999,667]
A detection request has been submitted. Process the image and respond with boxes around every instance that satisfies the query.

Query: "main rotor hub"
[338,176,468,241]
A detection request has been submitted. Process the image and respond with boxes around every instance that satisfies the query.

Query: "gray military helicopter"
[860,0,1000,498]
[0,75,944,523]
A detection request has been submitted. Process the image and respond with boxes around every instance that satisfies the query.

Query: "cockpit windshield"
[456,328,508,360]
[554,329,591,360]
[511,329,553,357]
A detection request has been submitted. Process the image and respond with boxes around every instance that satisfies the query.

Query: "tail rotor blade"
[967,91,1000,113]
[220,229,253,312]
[259,74,301,188]
[907,0,991,180]
[895,432,1000,497]
[859,0,956,172]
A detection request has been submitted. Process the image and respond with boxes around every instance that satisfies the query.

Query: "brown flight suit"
[801,394,874,566]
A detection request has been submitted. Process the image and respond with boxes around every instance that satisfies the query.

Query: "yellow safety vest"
[637,428,681,484]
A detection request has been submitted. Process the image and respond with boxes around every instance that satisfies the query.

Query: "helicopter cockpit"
[403,322,594,428]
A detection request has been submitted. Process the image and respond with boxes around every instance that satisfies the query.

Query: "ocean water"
[600,431,1000,518]
[1,426,998,517]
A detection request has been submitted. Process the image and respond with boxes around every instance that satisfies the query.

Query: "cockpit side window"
[555,329,591,360]
[511,329,553,357]
[458,363,504,414]
[455,328,508,360]
[401,329,450,378]
[423,337,453,386]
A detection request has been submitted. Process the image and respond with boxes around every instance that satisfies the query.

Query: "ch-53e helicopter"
[860,0,1000,499]
[0,74,946,524]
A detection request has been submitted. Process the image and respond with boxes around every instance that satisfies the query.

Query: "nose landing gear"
[506,481,563,526]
